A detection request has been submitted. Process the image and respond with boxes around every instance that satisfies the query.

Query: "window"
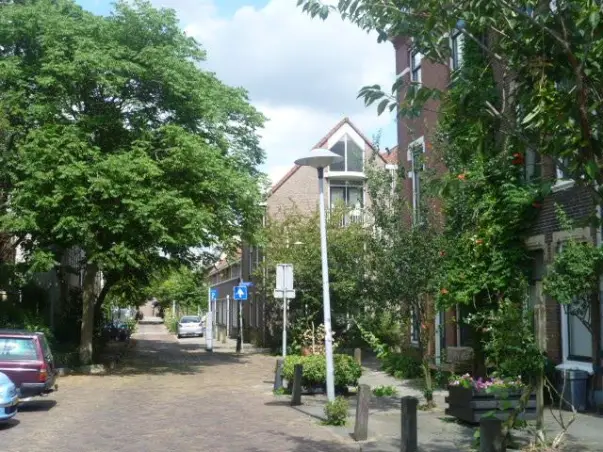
[555,242,593,362]
[408,137,426,224]
[329,181,363,209]
[565,300,592,361]
[554,157,575,191]
[525,149,542,182]
[556,157,570,181]
[0,338,38,361]
[410,307,420,344]
[329,134,364,172]
[450,30,464,71]
[410,49,422,83]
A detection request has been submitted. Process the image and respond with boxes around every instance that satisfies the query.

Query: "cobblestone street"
[0,323,357,452]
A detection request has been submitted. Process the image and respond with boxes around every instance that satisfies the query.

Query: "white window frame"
[410,49,422,84]
[450,30,464,71]
[553,157,576,192]
[407,137,426,221]
[556,242,594,374]
[328,180,364,210]
[328,133,365,173]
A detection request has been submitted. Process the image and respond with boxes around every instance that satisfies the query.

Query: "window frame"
[556,242,594,369]
[329,134,364,173]
[407,136,426,224]
[329,181,364,210]
[410,49,422,84]
[450,29,464,71]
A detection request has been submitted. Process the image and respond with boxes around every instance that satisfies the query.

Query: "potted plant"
[445,373,536,424]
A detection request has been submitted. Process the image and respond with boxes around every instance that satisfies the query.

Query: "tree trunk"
[93,278,112,329]
[79,262,99,365]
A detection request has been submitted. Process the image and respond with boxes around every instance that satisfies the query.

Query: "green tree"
[364,160,445,407]
[258,206,370,352]
[299,0,603,200]
[0,0,265,363]
[148,266,207,313]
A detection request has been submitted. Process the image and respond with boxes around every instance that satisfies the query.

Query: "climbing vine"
[434,35,544,379]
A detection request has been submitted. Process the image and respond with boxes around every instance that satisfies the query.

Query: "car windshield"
[180,316,200,324]
[0,337,38,361]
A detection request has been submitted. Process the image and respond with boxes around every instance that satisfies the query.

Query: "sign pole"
[282,271,287,358]
[206,288,213,352]
[239,300,244,354]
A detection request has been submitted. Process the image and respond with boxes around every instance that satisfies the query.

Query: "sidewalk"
[285,355,603,451]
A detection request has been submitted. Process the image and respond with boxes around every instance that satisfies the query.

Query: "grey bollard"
[221,330,227,343]
[480,418,506,452]
[290,364,303,406]
[274,358,284,391]
[400,396,418,452]
[354,384,371,441]
[354,348,362,366]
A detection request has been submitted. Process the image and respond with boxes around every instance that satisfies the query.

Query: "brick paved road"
[0,323,357,452]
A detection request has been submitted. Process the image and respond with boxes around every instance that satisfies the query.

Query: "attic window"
[329,134,363,172]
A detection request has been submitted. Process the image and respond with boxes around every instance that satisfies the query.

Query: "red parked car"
[0,330,58,401]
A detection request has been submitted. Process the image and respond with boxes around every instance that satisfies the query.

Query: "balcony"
[329,207,372,228]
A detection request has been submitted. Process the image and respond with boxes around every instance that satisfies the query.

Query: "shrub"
[282,354,362,388]
[372,385,398,397]
[164,311,179,334]
[323,396,349,426]
[381,353,422,380]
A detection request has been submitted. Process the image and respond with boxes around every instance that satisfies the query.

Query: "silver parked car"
[176,316,204,339]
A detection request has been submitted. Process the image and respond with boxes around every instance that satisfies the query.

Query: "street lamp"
[294,148,342,402]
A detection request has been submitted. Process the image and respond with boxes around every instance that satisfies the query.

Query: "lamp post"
[294,148,342,402]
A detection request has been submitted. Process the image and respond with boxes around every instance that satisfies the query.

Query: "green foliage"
[299,0,603,199]
[0,0,266,359]
[148,266,207,312]
[258,206,371,350]
[323,396,349,426]
[163,310,179,334]
[382,353,423,380]
[372,385,398,397]
[282,354,362,388]
[357,319,422,379]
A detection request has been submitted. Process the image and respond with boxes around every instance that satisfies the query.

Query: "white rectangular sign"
[273,289,296,299]
[276,264,294,291]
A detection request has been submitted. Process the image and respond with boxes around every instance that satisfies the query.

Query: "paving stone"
[0,323,359,452]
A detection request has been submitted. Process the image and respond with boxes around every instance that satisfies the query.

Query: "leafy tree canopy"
[0,0,266,274]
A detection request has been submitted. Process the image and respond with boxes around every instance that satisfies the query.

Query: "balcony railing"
[329,207,373,228]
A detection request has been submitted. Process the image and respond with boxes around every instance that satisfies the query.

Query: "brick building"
[392,35,601,377]
[207,117,396,346]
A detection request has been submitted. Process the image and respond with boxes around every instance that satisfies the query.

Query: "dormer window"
[329,133,364,172]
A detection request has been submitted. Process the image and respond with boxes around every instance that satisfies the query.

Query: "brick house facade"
[392,34,602,378]
[208,117,396,346]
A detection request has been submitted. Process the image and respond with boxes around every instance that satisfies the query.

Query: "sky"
[75,0,398,186]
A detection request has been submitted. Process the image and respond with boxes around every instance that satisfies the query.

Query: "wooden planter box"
[445,385,537,424]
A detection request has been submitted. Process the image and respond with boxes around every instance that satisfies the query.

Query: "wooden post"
[354,384,370,441]
[290,364,303,406]
[354,348,362,366]
[274,358,284,391]
[400,396,418,452]
[480,418,505,452]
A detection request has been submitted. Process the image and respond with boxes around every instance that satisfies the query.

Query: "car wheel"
[177,334,181,339]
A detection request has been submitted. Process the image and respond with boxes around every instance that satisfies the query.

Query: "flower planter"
[445,385,537,424]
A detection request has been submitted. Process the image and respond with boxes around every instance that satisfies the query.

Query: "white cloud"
[153,0,397,185]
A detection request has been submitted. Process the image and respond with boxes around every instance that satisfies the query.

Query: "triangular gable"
[269,117,388,196]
